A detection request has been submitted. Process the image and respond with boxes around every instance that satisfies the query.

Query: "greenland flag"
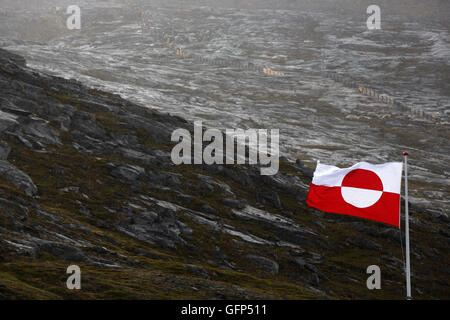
[307,161,403,227]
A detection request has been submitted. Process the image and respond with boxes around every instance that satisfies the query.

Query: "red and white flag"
[307,161,403,227]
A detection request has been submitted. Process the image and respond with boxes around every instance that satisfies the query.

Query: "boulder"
[0,141,11,160]
[36,240,90,262]
[0,110,18,133]
[108,163,145,182]
[256,190,282,209]
[222,198,246,209]
[186,264,210,279]
[246,254,279,275]
[0,160,38,196]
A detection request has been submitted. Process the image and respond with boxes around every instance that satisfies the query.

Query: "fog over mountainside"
[0,0,448,300]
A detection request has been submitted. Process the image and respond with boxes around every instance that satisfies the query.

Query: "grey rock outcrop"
[246,254,279,275]
[0,160,37,196]
[0,141,11,160]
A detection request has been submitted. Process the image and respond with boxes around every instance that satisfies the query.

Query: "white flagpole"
[403,151,412,300]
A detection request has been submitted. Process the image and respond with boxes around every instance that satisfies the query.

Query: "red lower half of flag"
[307,184,400,227]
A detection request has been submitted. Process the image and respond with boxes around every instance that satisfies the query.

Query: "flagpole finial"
[403,152,409,156]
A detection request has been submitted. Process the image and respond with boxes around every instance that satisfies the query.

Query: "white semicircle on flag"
[341,187,383,208]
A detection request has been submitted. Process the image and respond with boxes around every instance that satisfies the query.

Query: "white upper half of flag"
[312,161,403,194]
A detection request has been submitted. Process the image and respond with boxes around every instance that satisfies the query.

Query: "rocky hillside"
[0,48,448,299]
